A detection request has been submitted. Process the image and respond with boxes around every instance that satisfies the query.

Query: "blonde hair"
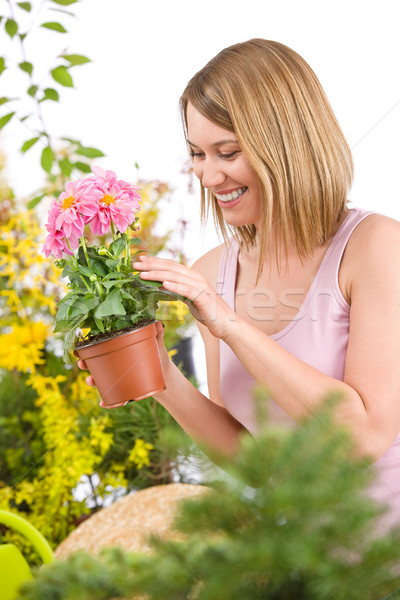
[180,39,353,276]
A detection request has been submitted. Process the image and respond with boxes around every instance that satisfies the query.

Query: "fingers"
[99,399,127,409]
[133,257,208,303]
[133,256,197,282]
[77,358,96,387]
[155,319,165,338]
[86,375,96,387]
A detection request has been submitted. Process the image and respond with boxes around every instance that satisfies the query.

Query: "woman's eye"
[219,151,239,159]
[189,152,204,158]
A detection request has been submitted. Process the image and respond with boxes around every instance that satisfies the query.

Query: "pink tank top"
[217,207,400,533]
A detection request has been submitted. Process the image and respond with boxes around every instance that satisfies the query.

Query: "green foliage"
[0,371,45,486]
[55,230,186,362]
[16,399,400,600]
[0,0,100,193]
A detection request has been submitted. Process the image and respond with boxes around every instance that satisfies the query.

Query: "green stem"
[95,280,104,300]
[65,238,78,269]
[80,275,92,293]
[124,236,131,268]
[110,221,117,242]
[80,235,91,268]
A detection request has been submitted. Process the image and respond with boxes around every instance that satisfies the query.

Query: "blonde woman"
[80,39,400,530]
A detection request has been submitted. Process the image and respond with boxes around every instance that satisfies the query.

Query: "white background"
[1,0,400,385]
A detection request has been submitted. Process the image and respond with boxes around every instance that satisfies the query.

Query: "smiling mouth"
[214,187,247,203]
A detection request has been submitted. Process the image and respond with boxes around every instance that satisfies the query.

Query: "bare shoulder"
[191,243,225,288]
[345,212,400,265]
[341,212,400,300]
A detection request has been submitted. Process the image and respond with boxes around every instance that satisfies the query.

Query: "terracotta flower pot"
[75,321,166,407]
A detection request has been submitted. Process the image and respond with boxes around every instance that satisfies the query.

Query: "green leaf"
[5,18,18,38]
[78,265,94,278]
[51,66,73,87]
[19,61,33,75]
[0,97,10,106]
[90,259,108,277]
[41,21,67,33]
[49,8,75,16]
[27,193,45,209]
[42,87,59,101]
[70,296,99,318]
[102,278,134,290]
[73,161,91,173]
[50,0,78,5]
[40,146,54,173]
[0,58,5,76]
[61,263,76,279]
[0,112,15,130]
[61,54,90,66]
[17,2,32,11]
[27,85,38,97]
[61,136,80,144]
[103,272,124,281]
[94,289,126,319]
[76,146,104,158]
[105,259,119,270]
[94,317,105,333]
[59,158,73,176]
[21,136,40,153]
[19,32,27,42]
[109,236,127,258]
[53,318,71,333]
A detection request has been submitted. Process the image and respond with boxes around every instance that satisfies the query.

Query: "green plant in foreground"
[17,396,400,600]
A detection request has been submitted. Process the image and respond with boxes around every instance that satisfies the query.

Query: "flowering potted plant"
[43,166,184,407]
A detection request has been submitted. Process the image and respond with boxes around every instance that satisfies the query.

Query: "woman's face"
[186,102,263,228]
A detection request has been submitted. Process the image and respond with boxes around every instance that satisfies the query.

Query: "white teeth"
[215,187,247,202]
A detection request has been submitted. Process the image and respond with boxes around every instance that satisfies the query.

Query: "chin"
[222,213,258,228]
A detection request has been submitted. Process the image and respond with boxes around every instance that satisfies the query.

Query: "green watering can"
[0,510,54,600]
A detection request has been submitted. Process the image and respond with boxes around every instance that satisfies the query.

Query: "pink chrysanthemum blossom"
[42,201,79,258]
[87,166,141,235]
[55,179,99,239]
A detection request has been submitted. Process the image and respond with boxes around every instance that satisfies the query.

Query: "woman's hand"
[133,255,235,340]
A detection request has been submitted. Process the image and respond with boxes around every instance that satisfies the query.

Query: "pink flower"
[42,226,76,259]
[42,203,79,258]
[55,180,98,239]
[87,166,141,235]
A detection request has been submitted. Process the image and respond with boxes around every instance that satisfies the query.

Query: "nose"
[194,158,226,189]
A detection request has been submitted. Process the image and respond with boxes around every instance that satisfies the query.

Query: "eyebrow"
[186,138,239,148]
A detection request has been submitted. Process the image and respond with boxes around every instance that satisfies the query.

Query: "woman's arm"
[152,247,245,454]
[134,215,400,460]
[153,323,245,454]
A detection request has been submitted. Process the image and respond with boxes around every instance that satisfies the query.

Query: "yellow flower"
[128,438,154,470]
[0,321,49,372]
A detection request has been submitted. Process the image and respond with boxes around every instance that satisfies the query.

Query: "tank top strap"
[217,239,240,309]
[315,207,376,297]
